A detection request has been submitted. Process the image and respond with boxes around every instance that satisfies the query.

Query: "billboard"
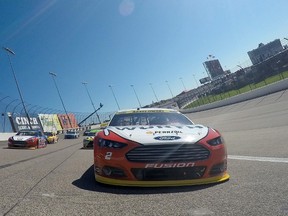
[38,114,62,132]
[203,59,225,80]
[200,77,211,84]
[8,114,42,132]
[57,113,78,129]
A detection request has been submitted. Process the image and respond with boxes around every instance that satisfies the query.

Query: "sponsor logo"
[114,125,184,130]
[146,130,183,135]
[15,117,39,125]
[145,162,195,168]
[154,136,181,141]
[114,125,204,131]
[154,130,183,135]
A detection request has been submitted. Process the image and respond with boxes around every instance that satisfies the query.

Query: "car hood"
[12,135,34,141]
[105,125,209,144]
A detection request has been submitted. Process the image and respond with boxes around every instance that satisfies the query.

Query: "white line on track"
[228,155,288,163]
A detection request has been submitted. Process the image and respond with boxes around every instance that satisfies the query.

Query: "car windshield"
[16,131,38,136]
[85,132,96,136]
[109,111,193,126]
[44,132,53,136]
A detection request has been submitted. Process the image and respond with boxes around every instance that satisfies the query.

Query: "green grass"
[184,71,288,109]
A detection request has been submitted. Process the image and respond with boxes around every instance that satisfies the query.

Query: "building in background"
[248,39,283,65]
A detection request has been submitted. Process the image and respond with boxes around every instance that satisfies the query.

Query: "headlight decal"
[98,138,127,149]
[207,136,223,146]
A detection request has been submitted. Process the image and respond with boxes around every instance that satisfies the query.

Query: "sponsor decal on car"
[154,130,183,134]
[154,136,181,141]
[113,125,204,131]
[145,162,195,168]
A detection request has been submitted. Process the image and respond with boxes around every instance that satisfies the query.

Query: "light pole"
[108,85,120,110]
[82,82,101,123]
[192,74,199,88]
[179,77,187,91]
[149,83,159,102]
[130,85,142,107]
[165,80,174,98]
[3,47,32,130]
[193,74,202,105]
[49,72,73,129]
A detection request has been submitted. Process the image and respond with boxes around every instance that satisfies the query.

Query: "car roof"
[115,108,179,114]
[18,129,41,132]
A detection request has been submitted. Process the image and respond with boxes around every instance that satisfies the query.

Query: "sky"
[1,0,288,114]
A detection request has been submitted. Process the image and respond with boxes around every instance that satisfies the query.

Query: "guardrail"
[0,133,16,141]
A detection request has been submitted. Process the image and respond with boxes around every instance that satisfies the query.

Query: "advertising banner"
[38,114,62,132]
[57,113,78,129]
[8,114,42,132]
[200,77,211,84]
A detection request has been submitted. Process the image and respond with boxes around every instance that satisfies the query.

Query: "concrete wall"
[181,78,288,113]
[0,133,16,141]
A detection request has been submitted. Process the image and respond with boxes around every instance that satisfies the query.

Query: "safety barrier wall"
[0,133,16,141]
[181,78,288,113]
[0,124,101,141]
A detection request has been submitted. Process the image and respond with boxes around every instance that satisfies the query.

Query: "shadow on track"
[72,165,228,195]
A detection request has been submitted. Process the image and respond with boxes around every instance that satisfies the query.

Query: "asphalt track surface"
[0,90,288,216]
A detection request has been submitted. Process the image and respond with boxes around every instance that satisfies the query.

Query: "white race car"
[93,108,229,187]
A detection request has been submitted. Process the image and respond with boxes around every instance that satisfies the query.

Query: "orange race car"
[93,108,229,187]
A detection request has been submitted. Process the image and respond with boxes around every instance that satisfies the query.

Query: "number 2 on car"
[105,152,112,160]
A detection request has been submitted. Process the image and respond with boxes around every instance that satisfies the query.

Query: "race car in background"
[64,130,80,139]
[44,131,59,144]
[8,129,47,149]
[93,108,229,187]
[83,129,101,148]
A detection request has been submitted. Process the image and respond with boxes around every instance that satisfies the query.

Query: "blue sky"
[1,0,288,114]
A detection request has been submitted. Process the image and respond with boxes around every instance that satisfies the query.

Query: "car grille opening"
[11,141,27,145]
[126,144,210,163]
[131,166,206,181]
[210,162,227,176]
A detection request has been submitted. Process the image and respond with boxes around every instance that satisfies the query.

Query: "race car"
[8,129,47,149]
[44,131,59,144]
[93,108,230,187]
[64,130,80,139]
[83,129,101,148]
